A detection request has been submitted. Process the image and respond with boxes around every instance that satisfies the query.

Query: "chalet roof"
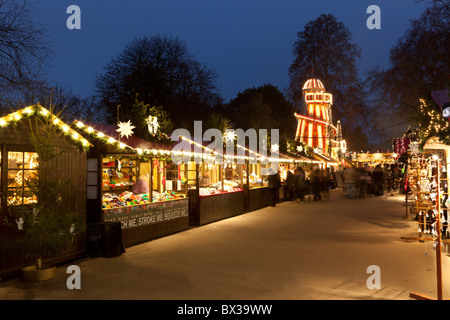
[81,122,173,151]
[0,105,92,148]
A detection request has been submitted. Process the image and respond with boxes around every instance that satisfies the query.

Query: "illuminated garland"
[74,120,172,157]
[0,105,92,150]
[418,98,450,147]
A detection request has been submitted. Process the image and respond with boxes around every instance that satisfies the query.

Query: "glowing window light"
[317,124,323,149]
[305,94,315,102]
[308,123,313,147]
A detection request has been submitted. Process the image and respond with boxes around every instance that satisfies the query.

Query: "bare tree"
[287,14,371,151]
[366,0,450,121]
[0,0,51,106]
[95,34,222,131]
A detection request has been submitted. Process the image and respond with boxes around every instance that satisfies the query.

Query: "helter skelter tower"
[294,79,338,155]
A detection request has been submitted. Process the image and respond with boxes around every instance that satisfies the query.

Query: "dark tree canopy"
[366,0,450,149]
[226,83,297,152]
[367,1,450,115]
[0,0,51,105]
[288,14,370,151]
[95,35,222,133]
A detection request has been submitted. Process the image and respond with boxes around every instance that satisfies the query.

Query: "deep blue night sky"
[32,0,429,102]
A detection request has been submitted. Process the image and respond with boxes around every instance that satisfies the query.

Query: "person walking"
[311,169,323,201]
[343,167,359,199]
[285,170,295,201]
[294,167,308,203]
[358,168,369,199]
[267,169,281,206]
[372,164,385,196]
[323,168,333,200]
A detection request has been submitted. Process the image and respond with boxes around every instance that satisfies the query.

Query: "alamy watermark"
[366,265,381,289]
[170,121,280,175]
[366,5,381,30]
[66,265,81,289]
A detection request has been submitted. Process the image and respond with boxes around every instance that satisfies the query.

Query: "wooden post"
[435,159,443,300]
[404,157,409,219]
[150,157,154,203]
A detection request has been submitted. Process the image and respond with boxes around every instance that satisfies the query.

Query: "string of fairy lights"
[0,105,323,166]
[419,99,450,143]
[0,105,92,149]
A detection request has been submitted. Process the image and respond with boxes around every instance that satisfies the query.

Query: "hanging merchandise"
[405,155,449,300]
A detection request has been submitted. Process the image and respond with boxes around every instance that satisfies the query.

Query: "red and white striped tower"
[294,79,337,154]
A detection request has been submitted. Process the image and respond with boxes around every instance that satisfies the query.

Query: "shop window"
[7,151,38,205]
[87,158,98,199]
[166,161,184,192]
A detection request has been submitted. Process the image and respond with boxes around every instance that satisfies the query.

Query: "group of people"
[266,163,404,206]
[284,167,336,203]
[341,163,403,199]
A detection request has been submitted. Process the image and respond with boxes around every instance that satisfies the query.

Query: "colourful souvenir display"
[102,190,185,209]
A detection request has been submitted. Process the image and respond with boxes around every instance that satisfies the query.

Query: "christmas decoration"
[146,116,159,136]
[116,120,135,139]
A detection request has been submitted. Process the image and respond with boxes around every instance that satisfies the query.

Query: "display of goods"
[103,180,135,188]
[152,191,185,202]
[102,191,185,209]
[199,180,243,196]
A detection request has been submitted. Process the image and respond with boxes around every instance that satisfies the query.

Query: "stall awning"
[73,121,173,155]
[431,90,449,109]
[0,105,92,149]
[310,152,339,165]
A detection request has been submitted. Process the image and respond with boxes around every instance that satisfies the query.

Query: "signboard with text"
[103,199,189,230]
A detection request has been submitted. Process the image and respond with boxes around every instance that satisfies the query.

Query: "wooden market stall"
[74,121,189,248]
[403,140,450,300]
[0,105,89,277]
[177,136,245,226]
[350,152,397,168]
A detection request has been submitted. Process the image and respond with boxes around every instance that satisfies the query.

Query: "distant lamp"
[443,102,450,118]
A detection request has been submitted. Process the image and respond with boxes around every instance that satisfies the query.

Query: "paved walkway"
[1,188,450,300]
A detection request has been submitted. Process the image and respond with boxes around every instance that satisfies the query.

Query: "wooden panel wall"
[0,119,87,277]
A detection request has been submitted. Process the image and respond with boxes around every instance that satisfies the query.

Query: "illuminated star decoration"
[116,120,135,139]
[409,141,420,157]
[146,116,159,136]
[271,143,279,153]
[223,130,236,143]
[297,145,303,153]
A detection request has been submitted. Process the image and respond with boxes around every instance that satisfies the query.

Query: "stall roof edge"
[0,105,93,148]
[74,121,175,151]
